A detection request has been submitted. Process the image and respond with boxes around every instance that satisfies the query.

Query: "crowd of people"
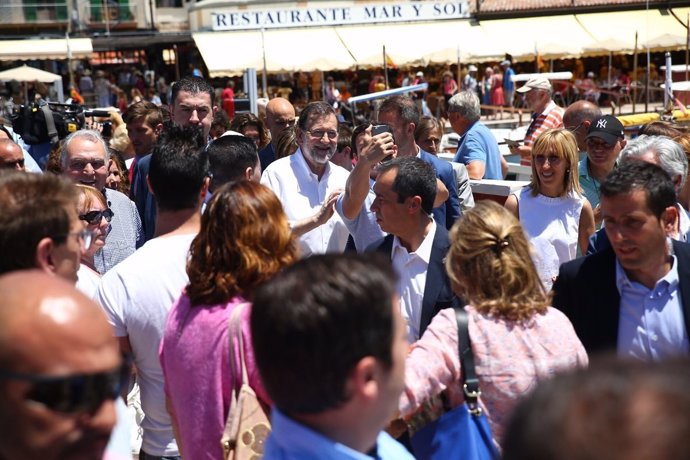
[1,71,690,460]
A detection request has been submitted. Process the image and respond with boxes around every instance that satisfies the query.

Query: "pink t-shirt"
[159,293,270,460]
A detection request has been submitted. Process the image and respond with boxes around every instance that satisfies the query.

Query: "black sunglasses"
[79,208,114,225]
[0,359,130,413]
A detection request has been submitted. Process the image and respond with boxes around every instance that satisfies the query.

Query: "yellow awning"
[0,38,92,61]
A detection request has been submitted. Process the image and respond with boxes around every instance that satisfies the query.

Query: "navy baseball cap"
[586,115,624,145]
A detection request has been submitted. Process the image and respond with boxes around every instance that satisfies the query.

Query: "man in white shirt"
[261,101,350,257]
[366,157,460,343]
[97,124,209,459]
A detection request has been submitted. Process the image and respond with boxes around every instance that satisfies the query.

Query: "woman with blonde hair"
[504,128,594,290]
[74,184,112,297]
[400,200,587,447]
[160,180,299,460]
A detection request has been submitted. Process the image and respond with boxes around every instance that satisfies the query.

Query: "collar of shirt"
[391,219,436,266]
[615,243,678,296]
[268,408,386,459]
[294,147,331,183]
[538,100,559,117]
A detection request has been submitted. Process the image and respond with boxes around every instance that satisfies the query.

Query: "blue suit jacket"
[130,153,157,242]
[552,240,690,354]
[366,224,462,338]
[259,143,276,173]
[419,149,461,230]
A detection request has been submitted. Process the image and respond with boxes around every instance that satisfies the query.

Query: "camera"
[9,101,111,145]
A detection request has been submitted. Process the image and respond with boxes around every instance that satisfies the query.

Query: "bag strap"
[227,302,250,389]
[455,308,482,416]
[40,103,59,145]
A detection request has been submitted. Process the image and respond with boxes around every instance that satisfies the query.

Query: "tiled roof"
[473,0,670,14]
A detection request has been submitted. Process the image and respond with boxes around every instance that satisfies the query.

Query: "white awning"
[194,7,690,75]
[0,38,93,61]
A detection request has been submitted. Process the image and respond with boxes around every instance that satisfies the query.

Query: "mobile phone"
[372,124,392,138]
[372,124,394,162]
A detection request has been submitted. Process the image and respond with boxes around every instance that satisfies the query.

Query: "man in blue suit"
[377,95,461,230]
[366,157,461,343]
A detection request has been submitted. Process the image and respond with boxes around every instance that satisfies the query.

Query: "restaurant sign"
[211,2,470,31]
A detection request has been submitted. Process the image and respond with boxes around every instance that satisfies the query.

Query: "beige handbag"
[221,303,271,460]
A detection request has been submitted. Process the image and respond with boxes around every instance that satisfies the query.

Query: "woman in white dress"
[75,184,112,298]
[504,128,595,291]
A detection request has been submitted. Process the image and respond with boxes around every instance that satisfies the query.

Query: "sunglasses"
[0,158,25,169]
[0,359,130,413]
[79,208,114,225]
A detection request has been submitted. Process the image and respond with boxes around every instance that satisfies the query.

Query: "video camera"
[9,101,111,145]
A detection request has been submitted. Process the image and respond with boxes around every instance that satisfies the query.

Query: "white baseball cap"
[516,76,552,93]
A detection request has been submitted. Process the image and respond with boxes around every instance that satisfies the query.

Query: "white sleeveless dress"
[514,187,585,291]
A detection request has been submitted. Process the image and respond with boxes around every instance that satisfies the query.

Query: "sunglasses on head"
[0,358,130,413]
[79,208,114,225]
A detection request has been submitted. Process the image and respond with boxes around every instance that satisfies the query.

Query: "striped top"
[520,100,565,166]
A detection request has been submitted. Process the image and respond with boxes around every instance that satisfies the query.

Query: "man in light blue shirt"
[553,161,690,360]
[251,254,414,460]
[449,91,504,180]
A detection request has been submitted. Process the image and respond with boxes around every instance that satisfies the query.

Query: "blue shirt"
[453,120,502,180]
[263,409,415,460]
[578,158,603,212]
[616,249,690,361]
[503,67,515,91]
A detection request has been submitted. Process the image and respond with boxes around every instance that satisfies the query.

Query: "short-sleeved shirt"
[453,120,503,180]
[521,100,564,166]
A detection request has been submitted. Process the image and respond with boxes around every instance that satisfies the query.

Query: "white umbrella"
[0,65,64,102]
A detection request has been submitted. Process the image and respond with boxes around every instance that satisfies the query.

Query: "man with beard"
[261,101,350,257]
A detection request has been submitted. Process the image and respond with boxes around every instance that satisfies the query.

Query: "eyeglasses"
[565,121,584,133]
[586,138,616,149]
[306,129,338,140]
[55,229,96,251]
[79,208,114,225]
[274,118,295,127]
[0,359,130,413]
[68,158,106,170]
[0,158,25,169]
[534,154,562,166]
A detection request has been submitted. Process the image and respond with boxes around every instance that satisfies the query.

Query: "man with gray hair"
[61,129,143,273]
[587,134,690,253]
[449,90,503,179]
[509,76,564,165]
[619,135,690,241]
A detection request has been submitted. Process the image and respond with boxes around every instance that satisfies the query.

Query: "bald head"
[0,270,116,369]
[563,101,602,152]
[265,97,296,144]
[0,271,119,460]
[0,139,25,171]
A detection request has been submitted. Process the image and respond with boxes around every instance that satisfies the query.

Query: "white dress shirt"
[391,220,437,343]
[261,148,350,257]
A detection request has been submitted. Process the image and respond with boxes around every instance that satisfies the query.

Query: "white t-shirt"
[96,233,196,457]
[75,264,100,300]
[261,148,350,257]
